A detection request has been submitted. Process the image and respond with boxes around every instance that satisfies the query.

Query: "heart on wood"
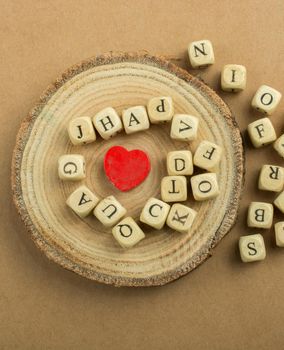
[104,146,151,192]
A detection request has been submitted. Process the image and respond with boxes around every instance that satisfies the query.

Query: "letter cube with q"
[112,217,145,248]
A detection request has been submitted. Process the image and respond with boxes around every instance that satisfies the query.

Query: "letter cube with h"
[93,107,123,140]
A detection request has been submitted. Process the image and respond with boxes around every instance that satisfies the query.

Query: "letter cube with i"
[275,222,284,247]
[68,116,96,145]
[58,154,86,181]
[247,202,273,229]
[193,141,222,172]
[273,134,284,158]
[140,198,170,230]
[167,150,193,176]
[247,117,276,148]
[251,85,282,115]
[258,165,284,192]
[221,64,247,92]
[239,234,266,263]
[93,196,127,227]
[188,39,215,68]
[190,173,220,201]
[170,114,199,142]
[93,107,123,140]
[161,176,187,203]
[274,190,284,214]
[166,203,197,234]
[122,106,150,134]
[112,217,145,249]
[147,97,174,124]
[66,185,100,217]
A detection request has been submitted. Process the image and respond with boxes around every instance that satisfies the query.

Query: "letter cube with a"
[112,217,145,249]
[251,85,282,115]
[68,116,96,145]
[190,173,219,201]
[273,134,284,158]
[258,165,284,192]
[247,202,273,229]
[193,140,222,171]
[275,222,284,247]
[93,107,123,140]
[221,64,246,92]
[274,190,284,214]
[188,39,215,68]
[94,196,127,227]
[66,185,100,217]
[140,197,170,230]
[122,106,150,134]
[161,176,187,203]
[239,234,266,262]
[166,203,197,234]
[247,117,276,148]
[58,154,85,181]
[147,97,174,124]
[167,150,193,176]
[170,114,199,142]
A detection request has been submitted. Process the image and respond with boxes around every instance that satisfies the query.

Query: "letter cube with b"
[188,39,215,68]
[140,197,170,230]
[93,196,127,227]
[275,222,284,247]
[68,116,96,145]
[247,202,273,229]
[221,64,247,92]
[161,176,187,203]
[93,107,123,140]
[66,185,100,217]
[273,134,284,158]
[251,85,282,115]
[170,114,199,142]
[191,173,219,201]
[247,117,276,148]
[147,97,174,124]
[112,217,145,249]
[258,165,284,192]
[58,154,85,181]
[166,203,197,234]
[167,150,193,176]
[122,106,150,134]
[193,141,222,172]
[239,234,266,263]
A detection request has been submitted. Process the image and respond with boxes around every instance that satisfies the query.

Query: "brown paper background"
[1,1,284,349]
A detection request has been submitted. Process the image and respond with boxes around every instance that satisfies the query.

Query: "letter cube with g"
[258,165,284,192]
[247,117,276,148]
[112,217,145,248]
[251,85,282,115]
[167,150,193,176]
[94,196,127,227]
[147,97,174,124]
[58,154,86,181]
[190,173,220,201]
[239,234,266,262]
[247,202,273,229]
[93,107,123,140]
[193,140,222,171]
[140,198,170,230]
[166,203,197,234]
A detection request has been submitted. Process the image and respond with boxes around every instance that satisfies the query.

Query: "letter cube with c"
[190,173,219,201]
[251,85,282,115]
[166,203,197,234]
[58,154,86,181]
[193,140,222,172]
[247,117,276,148]
[239,234,266,263]
[93,196,127,227]
[140,197,170,230]
[167,150,193,176]
[147,97,174,124]
[112,217,145,248]
[247,202,273,229]
[258,164,284,192]
[93,107,123,140]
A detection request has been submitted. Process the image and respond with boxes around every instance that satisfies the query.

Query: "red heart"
[104,146,151,192]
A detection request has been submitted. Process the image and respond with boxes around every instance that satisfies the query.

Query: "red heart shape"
[104,146,151,192]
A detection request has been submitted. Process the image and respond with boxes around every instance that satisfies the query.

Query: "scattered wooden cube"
[161,176,187,202]
[66,185,99,217]
[93,196,126,227]
[251,85,282,115]
[140,197,170,229]
[258,164,284,192]
[93,107,123,140]
[112,217,145,248]
[147,97,174,123]
[190,173,219,201]
[58,154,85,181]
[68,116,96,145]
[166,203,197,233]
[221,64,246,92]
[247,117,276,148]
[273,134,284,158]
[274,222,284,247]
[247,202,273,229]
[188,39,215,68]
[274,190,284,213]
[193,141,222,171]
[167,150,193,176]
[122,106,150,134]
[170,114,199,141]
[239,234,266,262]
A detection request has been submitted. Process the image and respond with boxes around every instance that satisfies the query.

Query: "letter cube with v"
[193,140,222,172]
[190,173,220,201]
[112,217,145,248]
[58,154,86,181]
[167,150,193,176]
[247,118,276,148]
[93,107,123,140]
[247,202,273,229]
[140,198,170,230]
[188,39,215,68]
[239,234,266,263]
[166,204,197,234]
[66,185,100,217]
[122,106,150,134]
[93,196,127,227]
[68,116,96,145]
[170,114,199,141]
[147,97,174,123]
[258,165,284,192]
[251,85,282,115]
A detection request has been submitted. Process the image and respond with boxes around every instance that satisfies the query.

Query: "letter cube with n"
[251,85,282,115]
[68,116,96,145]
[170,114,199,141]
[66,185,100,217]
[112,217,145,248]
[58,154,86,181]
[122,106,150,134]
[167,150,193,176]
[140,198,170,229]
[166,203,197,234]
[193,141,222,172]
[190,173,219,201]
[188,39,215,68]
[221,64,247,92]
[93,107,123,140]
[247,202,273,229]
[247,117,276,148]
[147,97,174,124]
[93,196,127,227]
[258,165,284,192]
[239,234,266,262]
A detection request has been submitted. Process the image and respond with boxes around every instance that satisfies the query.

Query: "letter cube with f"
[58,154,86,181]
[247,118,276,148]
[247,202,273,229]
[193,140,222,171]
[112,217,145,248]
[166,203,197,234]
[93,107,123,140]
[93,196,127,227]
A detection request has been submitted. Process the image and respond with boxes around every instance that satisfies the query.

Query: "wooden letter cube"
[68,116,96,145]
[140,197,170,229]
[193,140,222,171]
[274,190,284,213]
[166,203,197,234]
[167,150,193,176]
[190,173,219,201]
[258,165,284,192]
[93,107,123,140]
[66,185,99,217]
[221,64,246,92]
[188,39,215,68]
[122,106,150,134]
[239,234,266,262]
[112,217,145,249]
[273,134,284,158]
[247,117,276,148]
[247,202,273,229]
[94,196,126,227]
[274,222,284,247]
[251,85,282,115]
[161,176,187,203]
[147,97,174,124]
[58,154,85,181]
[170,114,199,142]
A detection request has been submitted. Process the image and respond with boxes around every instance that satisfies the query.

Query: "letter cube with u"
[93,196,127,227]
[247,117,276,148]
[247,202,273,229]
[93,107,123,140]
[58,154,86,181]
[166,203,197,234]
[112,217,145,248]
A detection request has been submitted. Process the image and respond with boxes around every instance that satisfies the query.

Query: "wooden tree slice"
[12,52,244,287]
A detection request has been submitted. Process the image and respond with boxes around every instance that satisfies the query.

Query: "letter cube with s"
[247,202,273,229]
[247,117,276,148]
[112,217,145,248]
[239,234,266,262]
[58,154,86,181]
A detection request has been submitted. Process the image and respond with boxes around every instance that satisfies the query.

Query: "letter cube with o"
[247,202,273,229]
[251,85,282,115]
[112,217,145,249]
[239,234,266,263]
[247,117,276,148]
[166,203,197,234]
[66,185,100,217]
[68,116,96,145]
[167,150,193,176]
[170,114,199,141]
[122,106,150,134]
[93,196,127,227]
[58,154,86,181]
[147,97,174,124]
[190,173,220,201]
[193,140,222,171]
[93,107,123,140]
[188,39,215,68]
[258,165,284,192]
[140,198,170,230]
[221,64,247,92]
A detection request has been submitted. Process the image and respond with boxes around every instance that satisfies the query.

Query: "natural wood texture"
[11,52,244,287]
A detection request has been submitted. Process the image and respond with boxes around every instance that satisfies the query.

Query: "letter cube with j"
[66,185,100,217]
[247,202,273,229]
[122,106,150,134]
[258,165,284,192]
[247,117,276,148]
[140,198,170,230]
[68,116,96,145]
[166,203,197,234]
[193,141,222,172]
[112,217,145,248]
[147,97,174,124]
[58,154,86,181]
[251,85,282,115]
[170,114,199,141]
[221,64,247,92]
[93,196,127,227]
[190,173,219,201]
[188,39,215,68]
[93,107,123,140]
[161,176,187,202]
[239,234,266,263]
[167,150,193,176]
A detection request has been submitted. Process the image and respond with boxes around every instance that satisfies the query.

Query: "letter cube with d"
[193,140,222,171]
[140,197,170,230]
[93,107,123,140]
[66,185,100,217]
[147,97,174,124]
[112,217,145,249]
[167,150,193,176]
[58,154,85,181]
[239,234,266,262]
[258,165,284,192]
[190,173,219,201]
[166,203,197,234]
[247,202,273,229]
[93,196,127,227]
[251,85,282,115]
[247,117,276,148]
[188,39,215,68]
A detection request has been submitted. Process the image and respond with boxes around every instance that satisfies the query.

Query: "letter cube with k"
[166,203,197,233]
[247,202,273,229]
